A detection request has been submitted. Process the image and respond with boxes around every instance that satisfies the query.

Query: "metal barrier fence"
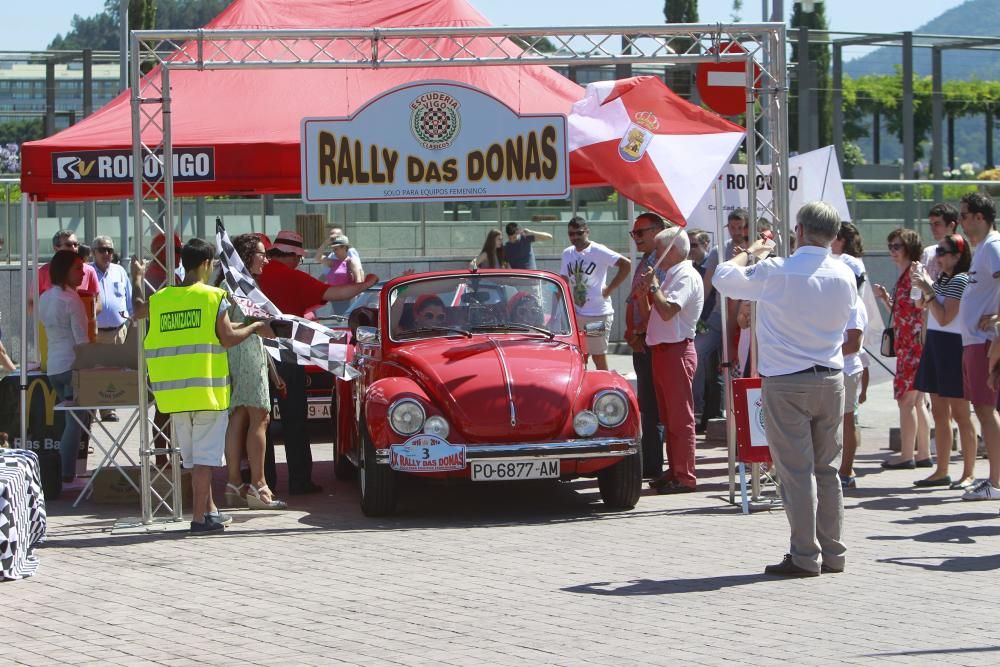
[2,177,997,263]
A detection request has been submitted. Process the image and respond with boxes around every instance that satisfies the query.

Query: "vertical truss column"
[130,35,182,525]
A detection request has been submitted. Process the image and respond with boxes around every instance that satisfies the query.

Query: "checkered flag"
[215,219,355,376]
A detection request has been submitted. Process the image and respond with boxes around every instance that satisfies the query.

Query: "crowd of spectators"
[24,191,1000,546]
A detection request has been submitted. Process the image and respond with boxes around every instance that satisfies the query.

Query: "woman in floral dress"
[223,233,287,509]
[873,228,932,469]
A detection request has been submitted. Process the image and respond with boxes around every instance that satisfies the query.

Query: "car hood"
[391,336,583,441]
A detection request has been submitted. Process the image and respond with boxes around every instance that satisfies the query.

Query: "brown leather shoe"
[764,554,819,577]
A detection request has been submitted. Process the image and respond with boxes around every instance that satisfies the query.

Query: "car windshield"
[388,274,572,341]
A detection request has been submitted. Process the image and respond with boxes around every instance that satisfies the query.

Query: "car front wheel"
[597,452,641,509]
[359,419,398,516]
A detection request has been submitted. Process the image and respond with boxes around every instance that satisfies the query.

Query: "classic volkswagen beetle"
[332,269,642,516]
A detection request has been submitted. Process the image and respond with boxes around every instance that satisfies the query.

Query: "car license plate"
[470,459,560,481]
[272,401,330,421]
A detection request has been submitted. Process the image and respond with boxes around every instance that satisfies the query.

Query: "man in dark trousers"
[257,230,376,494]
[623,212,666,478]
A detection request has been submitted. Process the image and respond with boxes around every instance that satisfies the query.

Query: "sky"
[14,0,966,57]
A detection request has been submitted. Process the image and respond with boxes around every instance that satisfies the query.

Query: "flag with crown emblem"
[568,76,745,226]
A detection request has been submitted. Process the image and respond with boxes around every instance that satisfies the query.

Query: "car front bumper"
[374,437,637,465]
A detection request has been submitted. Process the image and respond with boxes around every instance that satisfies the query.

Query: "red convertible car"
[332,269,642,516]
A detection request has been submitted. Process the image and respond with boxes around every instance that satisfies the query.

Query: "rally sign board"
[301,81,569,203]
[685,146,851,231]
[389,434,467,473]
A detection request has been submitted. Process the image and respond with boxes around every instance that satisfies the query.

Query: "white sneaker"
[961,481,1000,501]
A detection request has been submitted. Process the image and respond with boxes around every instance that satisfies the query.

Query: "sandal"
[224,482,248,507]
[247,483,287,510]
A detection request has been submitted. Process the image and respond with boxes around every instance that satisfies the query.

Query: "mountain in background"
[844,0,1000,79]
[842,0,1000,168]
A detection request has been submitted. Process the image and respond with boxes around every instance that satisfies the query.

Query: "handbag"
[880,274,904,358]
[880,326,896,358]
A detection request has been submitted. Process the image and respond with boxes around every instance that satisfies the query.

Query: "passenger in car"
[508,291,545,328]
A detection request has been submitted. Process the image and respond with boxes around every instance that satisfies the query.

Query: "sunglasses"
[568,230,585,237]
[629,227,655,238]
[934,246,955,256]
[887,242,904,252]
[421,312,446,323]
[95,247,114,254]
[61,241,80,249]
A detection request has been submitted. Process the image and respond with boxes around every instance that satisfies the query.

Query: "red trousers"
[650,339,698,488]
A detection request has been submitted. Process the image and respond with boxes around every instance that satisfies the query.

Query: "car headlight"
[388,398,425,436]
[573,410,599,437]
[423,415,450,439]
[593,390,629,428]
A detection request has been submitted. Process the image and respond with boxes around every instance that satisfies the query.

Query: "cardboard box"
[73,368,140,406]
[90,465,192,506]
[73,325,142,406]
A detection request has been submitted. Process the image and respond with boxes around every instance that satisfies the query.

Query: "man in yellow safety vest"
[142,238,275,534]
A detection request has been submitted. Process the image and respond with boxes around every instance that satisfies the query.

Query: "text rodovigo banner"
[685,145,851,232]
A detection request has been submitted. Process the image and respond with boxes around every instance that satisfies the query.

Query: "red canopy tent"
[20,0,594,201]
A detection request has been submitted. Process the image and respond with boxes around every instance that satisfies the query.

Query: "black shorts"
[915,329,965,399]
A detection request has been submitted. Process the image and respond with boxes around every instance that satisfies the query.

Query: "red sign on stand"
[696,42,759,117]
[730,377,772,464]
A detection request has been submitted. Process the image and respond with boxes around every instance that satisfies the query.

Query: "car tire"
[597,452,642,509]
[359,419,397,516]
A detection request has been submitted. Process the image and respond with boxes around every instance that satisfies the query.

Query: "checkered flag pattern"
[0,449,46,580]
[215,219,351,374]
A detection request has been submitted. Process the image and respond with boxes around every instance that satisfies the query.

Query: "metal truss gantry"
[130,23,790,521]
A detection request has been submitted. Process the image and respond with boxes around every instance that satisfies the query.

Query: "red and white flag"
[569,76,745,226]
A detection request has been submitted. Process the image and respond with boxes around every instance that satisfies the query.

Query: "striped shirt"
[927,272,969,335]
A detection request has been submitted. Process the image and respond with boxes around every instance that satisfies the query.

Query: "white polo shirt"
[713,245,857,377]
[646,260,704,345]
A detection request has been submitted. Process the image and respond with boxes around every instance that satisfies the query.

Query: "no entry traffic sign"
[696,42,759,117]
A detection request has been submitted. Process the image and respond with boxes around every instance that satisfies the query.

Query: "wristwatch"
[648,282,659,294]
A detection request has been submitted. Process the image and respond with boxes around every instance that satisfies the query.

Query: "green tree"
[0,119,44,145]
[663,0,698,99]
[48,1,231,51]
[789,1,831,151]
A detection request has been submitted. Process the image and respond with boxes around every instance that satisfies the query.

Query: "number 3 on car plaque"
[389,434,466,473]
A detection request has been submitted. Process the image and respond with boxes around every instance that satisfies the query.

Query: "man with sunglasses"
[257,230,377,495]
[91,236,133,422]
[560,217,631,371]
[624,212,667,478]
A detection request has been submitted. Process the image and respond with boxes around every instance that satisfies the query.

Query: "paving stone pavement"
[6,356,1000,666]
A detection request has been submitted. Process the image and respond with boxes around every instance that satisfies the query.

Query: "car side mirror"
[356,326,379,344]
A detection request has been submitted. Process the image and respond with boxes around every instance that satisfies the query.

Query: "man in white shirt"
[560,217,631,370]
[920,203,959,281]
[956,193,1000,501]
[714,201,857,577]
[639,227,704,493]
[92,235,133,422]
